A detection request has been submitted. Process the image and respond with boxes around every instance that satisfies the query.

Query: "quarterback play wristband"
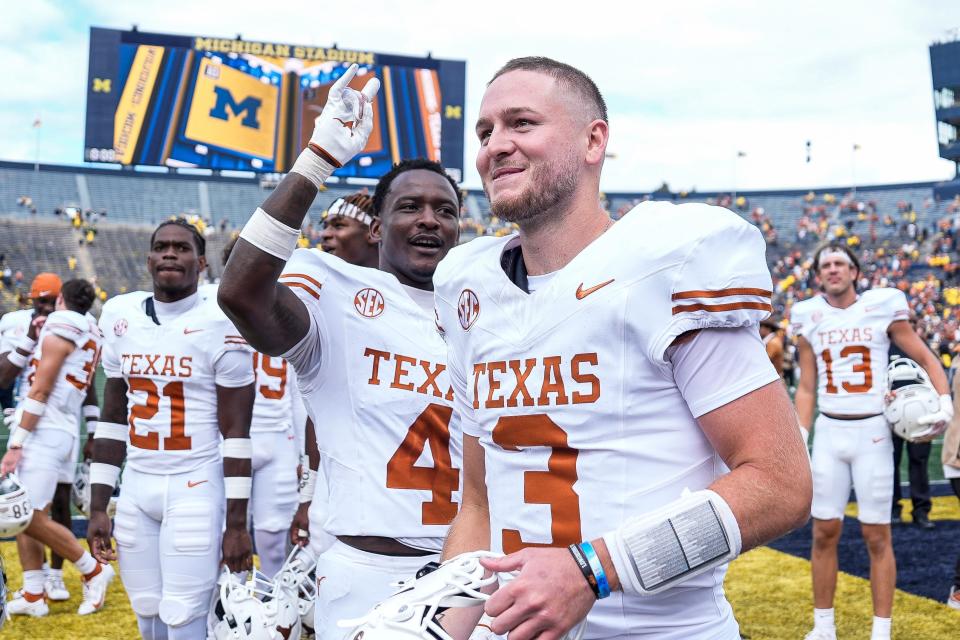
[89,462,121,488]
[603,489,741,596]
[21,398,46,417]
[222,438,253,459]
[94,422,129,442]
[298,469,317,504]
[8,427,32,448]
[225,476,252,500]
[6,350,29,368]
[239,208,301,261]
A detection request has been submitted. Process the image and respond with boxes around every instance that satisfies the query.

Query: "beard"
[485,150,580,225]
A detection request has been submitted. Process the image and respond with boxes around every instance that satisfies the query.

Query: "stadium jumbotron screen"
[83,27,467,179]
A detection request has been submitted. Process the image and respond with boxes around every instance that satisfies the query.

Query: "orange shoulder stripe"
[671,287,772,301]
[672,301,773,315]
[282,281,320,300]
[279,272,323,290]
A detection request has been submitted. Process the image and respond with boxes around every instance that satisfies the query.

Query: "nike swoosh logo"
[186,480,208,488]
[576,279,615,300]
[183,328,203,334]
[872,437,885,443]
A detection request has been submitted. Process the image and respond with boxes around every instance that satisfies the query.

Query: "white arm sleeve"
[280,310,323,389]
[288,366,307,454]
[669,326,780,418]
[213,348,256,388]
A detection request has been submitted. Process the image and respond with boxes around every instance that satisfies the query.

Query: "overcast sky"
[2,0,959,193]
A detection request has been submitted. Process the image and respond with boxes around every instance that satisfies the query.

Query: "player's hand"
[0,449,21,475]
[82,435,95,461]
[309,63,380,168]
[480,548,595,640]
[87,510,116,563]
[289,502,311,547]
[916,393,954,439]
[222,526,254,573]
[2,408,15,432]
[27,312,48,340]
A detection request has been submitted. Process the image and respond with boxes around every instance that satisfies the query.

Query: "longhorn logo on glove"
[334,118,357,135]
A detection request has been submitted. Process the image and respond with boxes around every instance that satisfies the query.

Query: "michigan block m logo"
[209,87,261,129]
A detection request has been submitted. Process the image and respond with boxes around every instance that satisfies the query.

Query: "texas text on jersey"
[279,249,462,547]
[789,287,909,415]
[435,202,778,639]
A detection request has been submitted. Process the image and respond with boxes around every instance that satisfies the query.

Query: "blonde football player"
[218,65,465,638]
[0,278,115,617]
[792,243,951,640]
[433,57,811,640]
[86,220,256,640]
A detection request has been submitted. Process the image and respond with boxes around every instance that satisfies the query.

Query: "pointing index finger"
[330,63,359,95]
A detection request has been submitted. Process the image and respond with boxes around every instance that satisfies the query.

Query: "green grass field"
[2,497,958,640]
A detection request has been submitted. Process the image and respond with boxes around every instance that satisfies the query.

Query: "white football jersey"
[280,250,460,548]
[0,308,36,397]
[434,202,774,638]
[30,310,102,434]
[200,283,295,433]
[790,288,909,415]
[99,291,255,475]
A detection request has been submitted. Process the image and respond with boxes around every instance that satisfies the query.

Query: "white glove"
[291,63,379,190]
[917,393,954,436]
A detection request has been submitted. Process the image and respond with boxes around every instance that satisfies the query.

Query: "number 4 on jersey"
[386,404,459,525]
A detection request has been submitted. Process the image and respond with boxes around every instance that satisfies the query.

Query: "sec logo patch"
[113,318,128,337]
[354,288,385,318]
[458,289,480,330]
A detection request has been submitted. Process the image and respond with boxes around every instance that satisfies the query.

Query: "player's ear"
[369,218,382,244]
[198,255,208,273]
[585,118,608,167]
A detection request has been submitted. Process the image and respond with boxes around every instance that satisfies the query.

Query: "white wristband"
[83,405,101,420]
[14,334,37,354]
[8,426,31,448]
[298,468,317,503]
[224,476,252,500]
[238,208,301,261]
[6,350,29,368]
[94,422,129,442]
[90,462,121,488]
[222,438,253,459]
[22,397,46,417]
[290,147,335,191]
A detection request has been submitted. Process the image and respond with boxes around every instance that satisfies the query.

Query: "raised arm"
[87,376,129,563]
[218,64,379,355]
[0,313,45,387]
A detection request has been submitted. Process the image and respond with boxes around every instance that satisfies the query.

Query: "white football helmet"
[884,357,941,442]
[0,473,33,537]
[73,461,91,515]
[275,545,318,637]
[209,568,283,640]
[338,551,586,640]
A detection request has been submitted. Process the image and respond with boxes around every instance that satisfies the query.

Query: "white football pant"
[113,461,225,631]
[811,414,894,524]
[313,540,438,639]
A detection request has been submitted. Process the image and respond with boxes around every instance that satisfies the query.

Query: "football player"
[791,243,951,640]
[0,272,90,601]
[433,57,811,640]
[218,64,464,639]
[0,278,115,617]
[86,219,256,640]
[319,192,379,268]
